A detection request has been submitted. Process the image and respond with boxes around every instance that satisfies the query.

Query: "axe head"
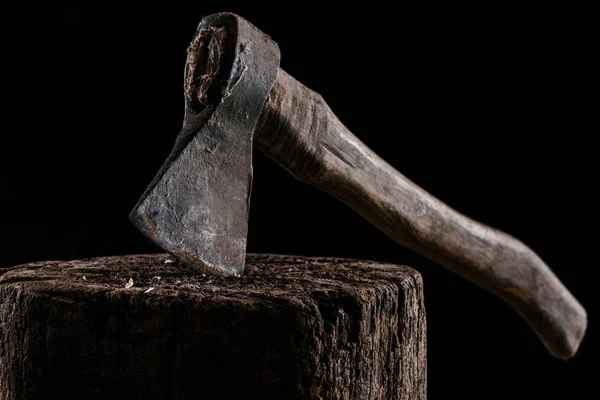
[130,13,280,275]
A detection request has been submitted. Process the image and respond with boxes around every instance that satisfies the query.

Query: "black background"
[2,3,596,399]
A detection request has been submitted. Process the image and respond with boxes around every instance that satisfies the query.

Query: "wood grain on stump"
[0,254,426,400]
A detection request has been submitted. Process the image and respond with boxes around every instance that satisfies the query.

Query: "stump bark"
[0,254,426,399]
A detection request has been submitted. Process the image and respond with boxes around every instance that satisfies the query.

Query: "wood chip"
[82,276,87,280]
[125,278,134,289]
[165,259,175,264]
[144,287,155,294]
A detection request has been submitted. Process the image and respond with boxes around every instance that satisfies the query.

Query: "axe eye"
[184,26,228,111]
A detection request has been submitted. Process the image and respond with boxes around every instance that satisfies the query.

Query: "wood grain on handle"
[255,69,587,359]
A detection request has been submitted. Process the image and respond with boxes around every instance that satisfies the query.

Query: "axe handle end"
[255,69,587,359]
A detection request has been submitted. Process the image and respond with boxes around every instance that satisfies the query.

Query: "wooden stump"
[0,254,426,399]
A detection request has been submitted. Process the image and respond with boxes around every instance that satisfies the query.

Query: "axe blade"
[129,13,280,275]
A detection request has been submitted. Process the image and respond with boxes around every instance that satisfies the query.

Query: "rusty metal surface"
[130,14,280,275]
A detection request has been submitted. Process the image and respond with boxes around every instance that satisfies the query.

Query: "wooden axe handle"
[255,69,587,359]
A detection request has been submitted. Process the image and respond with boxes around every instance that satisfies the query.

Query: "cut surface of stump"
[0,254,426,400]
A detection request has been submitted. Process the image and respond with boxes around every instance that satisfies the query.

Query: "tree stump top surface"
[1,253,422,300]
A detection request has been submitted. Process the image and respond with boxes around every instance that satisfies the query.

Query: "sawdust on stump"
[0,253,426,400]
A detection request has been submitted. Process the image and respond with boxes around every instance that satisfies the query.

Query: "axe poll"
[130,13,586,360]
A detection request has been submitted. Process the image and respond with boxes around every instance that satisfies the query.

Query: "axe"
[130,13,586,360]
